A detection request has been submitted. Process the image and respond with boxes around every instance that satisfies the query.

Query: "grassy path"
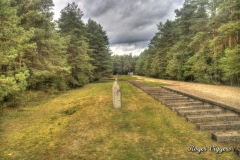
[0,77,238,159]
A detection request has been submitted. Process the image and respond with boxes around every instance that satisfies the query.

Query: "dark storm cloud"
[85,0,118,17]
[108,25,155,44]
[77,0,184,44]
[110,41,150,56]
[53,0,184,55]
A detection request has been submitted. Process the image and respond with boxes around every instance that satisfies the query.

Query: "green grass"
[0,75,238,159]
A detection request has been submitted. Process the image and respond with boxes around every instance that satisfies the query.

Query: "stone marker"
[112,75,122,109]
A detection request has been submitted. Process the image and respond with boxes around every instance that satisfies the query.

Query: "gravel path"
[133,76,240,110]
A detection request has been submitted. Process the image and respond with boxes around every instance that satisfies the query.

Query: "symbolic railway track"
[128,80,240,144]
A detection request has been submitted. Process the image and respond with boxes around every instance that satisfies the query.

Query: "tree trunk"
[229,36,232,50]
[237,74,239,86]
[213,25,217,55]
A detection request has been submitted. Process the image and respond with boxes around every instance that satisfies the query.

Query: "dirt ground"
[133,75,240,110]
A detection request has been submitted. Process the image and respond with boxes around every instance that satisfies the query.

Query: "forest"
[0,0,239,109]
[135,0,240,86]
[0,0,112,107]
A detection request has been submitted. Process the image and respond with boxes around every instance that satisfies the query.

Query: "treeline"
[112,53,138,75]
[0,0,112,105]
[136,0,240,85]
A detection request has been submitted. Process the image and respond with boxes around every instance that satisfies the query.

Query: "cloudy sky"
[52,0,184,56]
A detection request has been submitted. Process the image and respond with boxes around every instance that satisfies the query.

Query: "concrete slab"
[159,97,190,101]
[167,101,203,107]
[211,131,240,142]
[163,100,197,103]
[187,113,240,123]
[173,105,214,111]
[197,121,240,130]
[178,108,224,116]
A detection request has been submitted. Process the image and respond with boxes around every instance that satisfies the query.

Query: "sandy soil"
[133,75,240,110]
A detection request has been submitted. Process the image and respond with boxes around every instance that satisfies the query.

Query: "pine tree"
[0,0,34,105]
[184,0,214,83]
[11,0,71,91]
[58,2,94,87]
[86,19,112,80]
[124,53,133,74]
[166,1,198,80]
[134,0,239,85]
[217,0,240,85]
[153,20,177,78]
[135,51,147,75]
[112,55,121,74]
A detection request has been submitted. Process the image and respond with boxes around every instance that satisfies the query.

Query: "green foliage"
[10,0,71,91]
[220,47,240,85]
[58,2,113,86]
[58,2,84,35]
[136,0,240,85]
[0,0,113,108]
[86,19,113,79]
[135,51,146,75]
[58,3,112,86]
[112,55,121,74]
[112,53,138,75]
[0,0,32,105]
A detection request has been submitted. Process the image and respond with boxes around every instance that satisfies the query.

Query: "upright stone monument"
[112,75,122,109]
